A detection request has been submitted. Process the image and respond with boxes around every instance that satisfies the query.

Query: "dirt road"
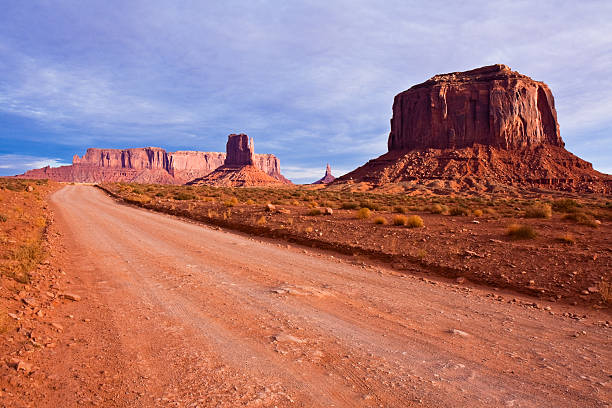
[21,185,610,407]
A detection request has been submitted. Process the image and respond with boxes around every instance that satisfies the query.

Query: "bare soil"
[99,183,612,308]
[0,185,610,407]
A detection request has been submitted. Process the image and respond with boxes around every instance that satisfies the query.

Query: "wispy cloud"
[0,154,70,175]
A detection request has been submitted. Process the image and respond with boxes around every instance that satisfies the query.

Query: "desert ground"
[1,181,610,407]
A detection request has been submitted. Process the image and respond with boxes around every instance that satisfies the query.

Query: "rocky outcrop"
[225,134,255,166]
[337,64,611,193]
[17,144,291,185]
[187,134,282,187]
[388,64,563,151]
[313,164,336,184]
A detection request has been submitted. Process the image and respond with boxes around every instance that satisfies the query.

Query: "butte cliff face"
[337,64,611,194]
[388,64,563,151]
[187,134,282,187]
[18,141,290,185]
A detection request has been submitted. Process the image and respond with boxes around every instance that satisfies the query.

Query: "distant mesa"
[186,134,284,187]
[16,136,290,185]
[313,164,336,184]
[336,64,611,193]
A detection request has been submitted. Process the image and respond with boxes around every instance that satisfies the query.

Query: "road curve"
[44,185,610,407]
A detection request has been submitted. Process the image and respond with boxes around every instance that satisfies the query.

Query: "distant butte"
[17,142,290,185]
[313,164,336,184]
[187,134,284,187]
[336,64,611,194]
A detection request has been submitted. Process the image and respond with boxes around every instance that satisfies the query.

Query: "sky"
[0,1,611,183]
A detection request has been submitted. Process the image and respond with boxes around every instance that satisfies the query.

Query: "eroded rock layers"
[18,144,290,185]
[337,64,611,193]
[187,134,283,187]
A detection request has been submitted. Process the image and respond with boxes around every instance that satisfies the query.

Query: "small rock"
[581,290,590,295]
[448,328,470,338]
[8,358,32,373]
[26,185,34,192]
[60,293,81,301]
[277,208,291,214]
[273,333,306,343]
[456,277,466,284]
[51,323,64,331]
[266,203,276,212]
[587,286,599,293]
[323,207,333,215]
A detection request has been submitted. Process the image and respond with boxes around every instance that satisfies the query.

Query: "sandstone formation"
[187,134,283,187]
[17,143,290,185]
[313,164,336,184]
[336,64,611,194]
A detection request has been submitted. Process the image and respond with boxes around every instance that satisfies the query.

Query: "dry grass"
[562,212,599,227]
[555,233,575,244]
[472,209,483,217]
[405,215,424,228]
[599,281,612,304]
[427,203,447,214]
[525,203,552,218]
[307,208,322,216]
[449,207,469,216]
[224,197,239,207]
[393,206,407,214]
[392,215,407,226]
[507,224,536,240]
[342,202,360,210]
[552,198,580,213]
[356,208,371,219]
[256,216,267,225]
[373,216,387,225]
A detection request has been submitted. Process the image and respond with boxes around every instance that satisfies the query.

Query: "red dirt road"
[26,185,611,407]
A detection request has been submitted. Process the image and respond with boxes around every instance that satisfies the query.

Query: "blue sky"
[1,1,611,183]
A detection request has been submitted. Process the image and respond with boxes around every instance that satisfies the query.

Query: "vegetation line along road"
[97,182,611,308]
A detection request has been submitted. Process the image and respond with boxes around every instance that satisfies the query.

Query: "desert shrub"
[393,206,407,214]
[473,209,483,217]
[360,201,381,211]
[246,199,255,205]
[155,192,165,197]
[427,204,443,214]
[307,200,318,208]
[373,216,387,225]
[485,207,497,215]
[342,202,360,210]
[405,215,424,228]
[525,203,552,218]
[0,214,7,222]
[304,226,313,233]
[307,208,322,216]
[507,224,536,239]
[555,233,575,244]
[552,198,580,213]
[392,215,407,226]
[290,199,300,206]
[224,197,239,207]
[174,192,196,200]
[562,212,598,227]
[449,207,469,216]
[256,216,267,225]
[355,208,371,219]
